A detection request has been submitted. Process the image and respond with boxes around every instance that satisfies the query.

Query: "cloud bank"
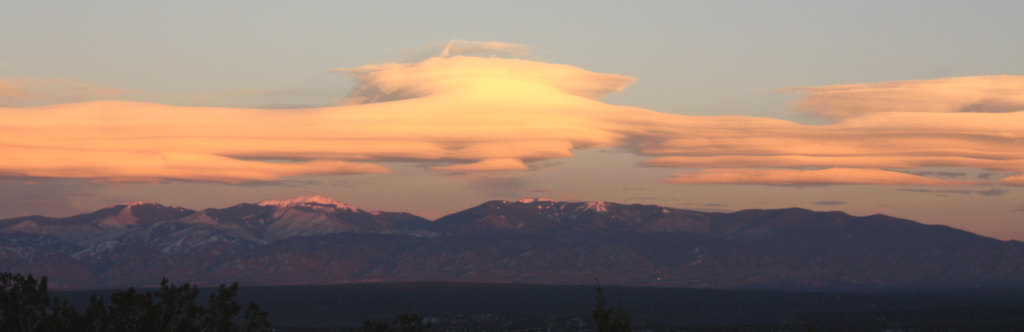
[1,43,1021,186]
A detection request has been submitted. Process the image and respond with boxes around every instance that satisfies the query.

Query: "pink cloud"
[665,168,980,186]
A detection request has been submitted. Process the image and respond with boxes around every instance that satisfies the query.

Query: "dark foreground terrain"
[53,282,1024,331]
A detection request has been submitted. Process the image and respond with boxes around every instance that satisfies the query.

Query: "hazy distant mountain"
[2,196,1023,290]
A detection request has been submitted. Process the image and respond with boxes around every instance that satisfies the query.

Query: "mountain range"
[2,195,1022,291]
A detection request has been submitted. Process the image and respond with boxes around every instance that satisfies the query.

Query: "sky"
[1,1,1023,240]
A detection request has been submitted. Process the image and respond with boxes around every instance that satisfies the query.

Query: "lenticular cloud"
[0,43,1021,186]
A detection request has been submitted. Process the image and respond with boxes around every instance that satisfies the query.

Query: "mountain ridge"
[1,196,1022,291]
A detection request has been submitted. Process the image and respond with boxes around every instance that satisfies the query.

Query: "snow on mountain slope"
[433,199,711,234]
[0,196,435,258]
[258,195,359,212]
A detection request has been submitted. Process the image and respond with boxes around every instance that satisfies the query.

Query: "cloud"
[898,188,1009,196]
[431,158,528,171]
[1,43,1021,186]
[0,77,135,107]
[333,54,633,104]
[397,40,531,62]
[633,110,1024,185]
[977,189,1009,196]
[2,54,636,183]
[0,146,387,183]
[664,168,978,186]
[437,40,530,58]
[900,170,966,178]
[780,76,1024,119]
[813,201,846,206]
[1000,174,1024,186]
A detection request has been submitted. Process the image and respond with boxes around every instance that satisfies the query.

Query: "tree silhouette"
[0,273,80,331]
[0,273,271,331]
[592,278,631,332]
[202,282,242,331]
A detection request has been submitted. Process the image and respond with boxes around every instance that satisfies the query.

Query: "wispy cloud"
[664,168,978,186]
[899,188,1009,196]
[998,174,1024,186]
[899,170,967,178]
[779,76,1024,119]
[396,40,531,62]
[0,77,135,107]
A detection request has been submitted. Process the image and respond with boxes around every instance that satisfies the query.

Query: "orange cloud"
[333,56,633,104]
[1,45,1021,187]
[780,76,1024,119]
[0,55,633,182]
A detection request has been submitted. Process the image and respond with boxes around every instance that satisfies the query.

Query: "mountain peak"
[257,195,359,212]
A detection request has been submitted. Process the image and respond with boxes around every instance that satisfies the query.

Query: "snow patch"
[264,208,350,240]
[4,220,40,233]
[584,201,609,213]
[106,201,158,209]
[517,198,557,204]
[178,211,219,225]
[258,195,359,212]
[97,204,140,228]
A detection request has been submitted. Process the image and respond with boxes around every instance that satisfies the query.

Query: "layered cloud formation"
[631,110,1023,186]
[1,43,1022,186]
